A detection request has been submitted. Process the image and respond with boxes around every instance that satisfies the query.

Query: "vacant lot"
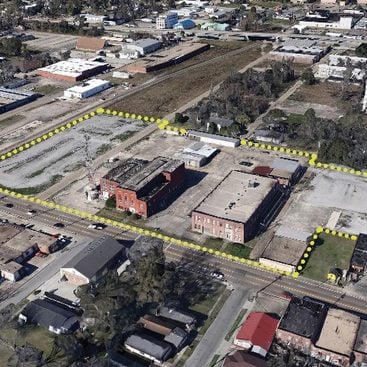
[302,233,356,281]
[290,81,362,113]
[109,42,263,117]
[0,115,146,192]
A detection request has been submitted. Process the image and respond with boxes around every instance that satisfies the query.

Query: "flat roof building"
[0,87,39,114]
[60,236,127,285]
[121,38,161,59]
[101,157,186,217]
[64,79,111,99]
[180,142,218,167]
[313,308,360,366]
[276,297,327,353]
[188,130,240,148]
[192,171,282,243]
[37,58,109,82]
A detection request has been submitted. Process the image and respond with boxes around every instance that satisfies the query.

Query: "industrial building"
[124,334,173,364]
[350,233,367,273]
[192,171,283,243]
[100,157,185,217]
[179,142,218,167]
[0,87,39,114]
[276,297,327,353]
[173,19,196,30]
[63,79,111,99]
[60,236,127,285]
[201,22,230,31]
[120,38,162,59]
[127,42,209,73]
[234,312,279,357]
[268,39,330,64]
[156,12,178,29]
[188,130,240,148]
[313,308,360,366]
[37,58,109,82]
[259,229,309,273]
[298,14,354,30]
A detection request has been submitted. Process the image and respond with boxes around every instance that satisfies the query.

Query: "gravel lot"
[0,115,146,189]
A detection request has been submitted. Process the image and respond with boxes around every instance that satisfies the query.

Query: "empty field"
[302,233,356,281]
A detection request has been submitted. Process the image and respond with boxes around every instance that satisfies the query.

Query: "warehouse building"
[37,58,109,82]
[120,38,161,59]
[60,236,127,285]
[276,297,327,353]
[179,142,218,167]
[100,157,185,217]
[192,171,283,243]
[312,308,360,366]
[0,87,39,114]
[64,79,111,99]
[188,130,239,148]
[173,19,196,30]
[156,12,178,29]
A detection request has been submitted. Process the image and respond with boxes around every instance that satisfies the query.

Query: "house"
[254,130,284,145]
[100,157,185,218]
[60,236,127,285]
[222,351,267,367]
[0,261,23,282]
[138,314,176,335]
[19,298,79,334]
[208,115,235,132]
[234,312,279,357]
[124,334,173,364]
[157,306,196,330]
[164,327,188,350]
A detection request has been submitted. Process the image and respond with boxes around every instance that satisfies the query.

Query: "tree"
[173,112,188,124]
[356,43,367,57]
[301,68,316,85]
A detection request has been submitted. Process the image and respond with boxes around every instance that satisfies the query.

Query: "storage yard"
[0,115,146,192]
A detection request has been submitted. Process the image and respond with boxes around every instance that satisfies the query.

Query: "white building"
[171,8,197,18]
[83,14,109,24]
[64,79,111,99]
[299,16,353,30]
[188,131,240,148]
[120,38,161,59]
[156,12,178,29]
[180,142,218,167]
[112,71,131,79]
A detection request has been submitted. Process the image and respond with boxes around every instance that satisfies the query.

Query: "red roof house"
[234,312,279,357]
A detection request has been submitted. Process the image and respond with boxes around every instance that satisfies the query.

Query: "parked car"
[88,223,106,230]
[211,271,224,280]
[27,210,36,215]
[5,203,13,208]
[54,222,65,228]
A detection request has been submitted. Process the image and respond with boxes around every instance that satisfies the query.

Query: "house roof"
[235,312,278,352]
[76,36,106,52]
[223,351,267,367]
[125,333,173,361]
[158,306,196,326]
[61,236,126,279]
[138,314,175,336]
[164,327,188,348]
[20,298,78,330]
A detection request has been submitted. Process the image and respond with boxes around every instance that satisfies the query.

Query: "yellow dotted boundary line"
[296,226,358,273]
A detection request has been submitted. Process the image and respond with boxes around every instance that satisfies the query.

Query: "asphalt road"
[1,196,366,315]
[185,287,249,367]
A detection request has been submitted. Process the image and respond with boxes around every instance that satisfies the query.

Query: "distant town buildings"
[298,13,354,30]
[0,87,39,114]
[192,171,283,243]
[100,157,185,217]
[37,58,109,82]
[156,12,179,29]
[64,79,111,99]
[120,38,162,59]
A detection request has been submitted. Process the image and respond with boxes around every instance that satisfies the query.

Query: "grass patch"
[32,85,62,95]
[224,243,252,258]
[2,174,63,195]
[225,308,247,341]
[209,354,221,367]
[177,287,230,367]
[302,233,356,281]
[109,43,263,117]
[18,326,55,357]
[0,114,23,128]
[111,130,135,142]
[204,237,224,251]
[96,143,112,156]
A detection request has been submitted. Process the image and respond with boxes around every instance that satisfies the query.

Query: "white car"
[88,223,105,230]
[27,210,36,215]
[211,271,224,280]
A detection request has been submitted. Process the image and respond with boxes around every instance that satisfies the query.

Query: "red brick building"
[192,171,283,243]
[100,157,185,218]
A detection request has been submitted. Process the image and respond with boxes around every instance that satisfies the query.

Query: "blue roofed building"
[173,19,196,29]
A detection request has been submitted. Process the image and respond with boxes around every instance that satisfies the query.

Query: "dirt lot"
[289,81,362,113]
[109,42,264,118]
[24,31,78,52]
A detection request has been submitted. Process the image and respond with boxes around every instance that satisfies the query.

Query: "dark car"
[54,222,65,228]
[5,203,13,208]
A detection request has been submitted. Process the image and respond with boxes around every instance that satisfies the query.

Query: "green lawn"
[204,237,225,251]
[302,233,356,281]
[224,243,252,258]
[225,308,247,341]
[32,85,62,95]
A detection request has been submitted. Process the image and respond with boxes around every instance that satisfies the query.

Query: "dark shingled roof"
[279,297,326,340]
[223,351,267,367]
[354,319,367,355]
[20,298,78,331]
[62,236,126,278]
[356,233,367,252]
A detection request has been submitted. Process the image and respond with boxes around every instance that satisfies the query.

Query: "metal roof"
[183,142,217,158]
[275,225,311,242]
[271,158,300,174]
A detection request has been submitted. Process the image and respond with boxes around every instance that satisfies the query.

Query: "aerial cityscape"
[0,0,367,366]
